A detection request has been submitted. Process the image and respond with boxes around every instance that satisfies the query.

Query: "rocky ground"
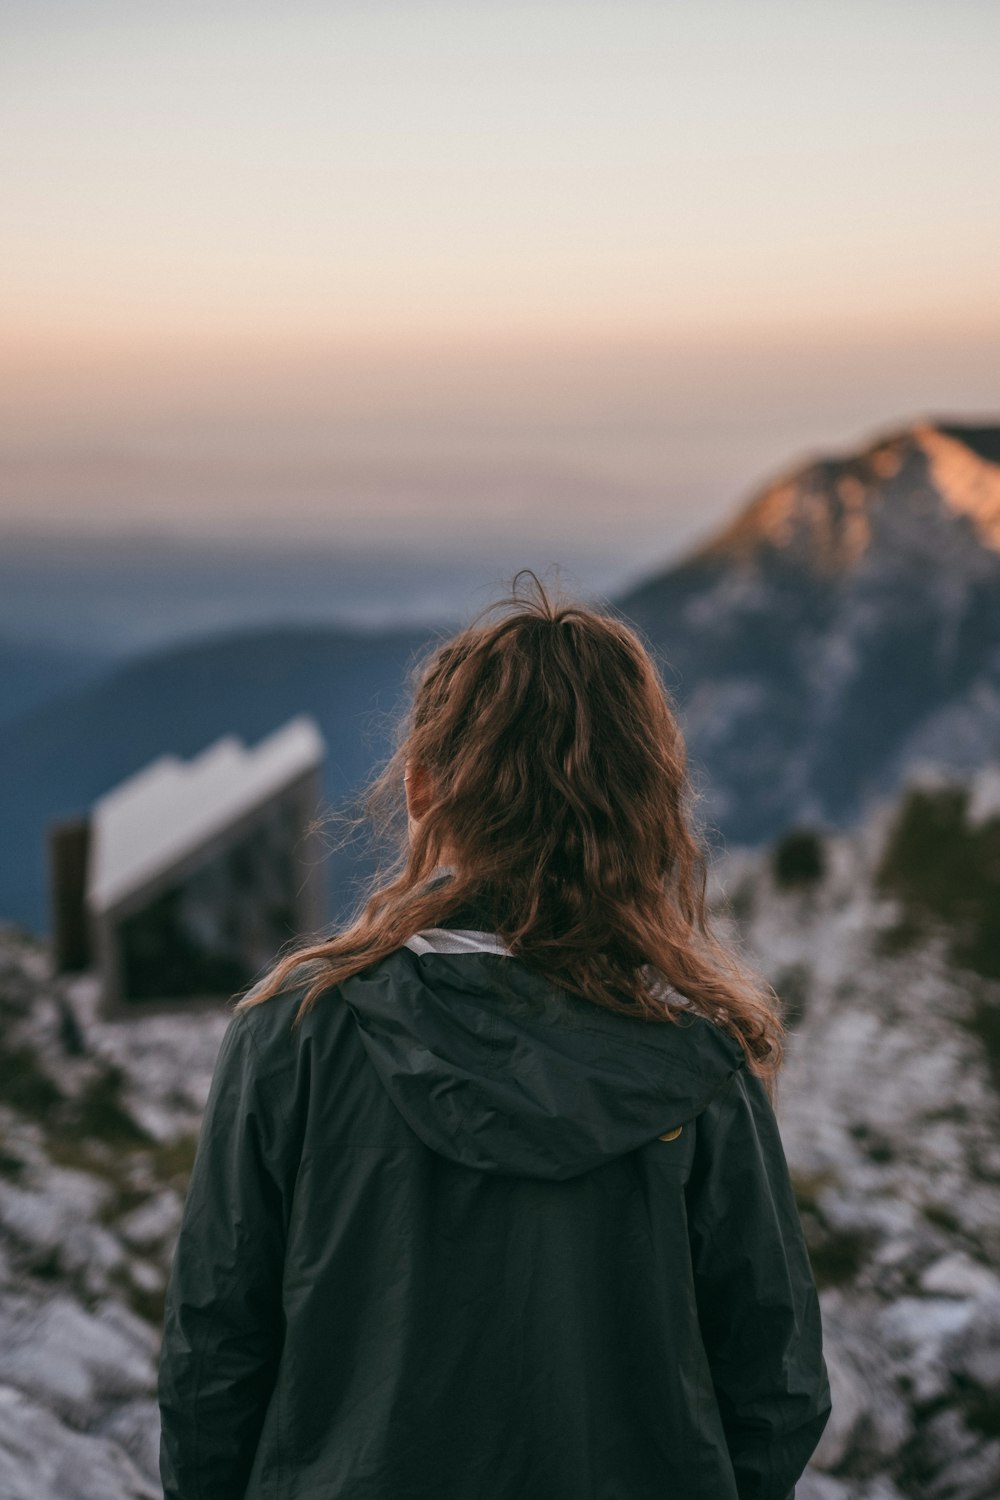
[1,765,1000,1497]
[713,765,1000,1500]
[0,936,227,1500]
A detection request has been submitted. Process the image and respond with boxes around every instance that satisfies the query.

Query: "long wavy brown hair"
[237,571,785,1092]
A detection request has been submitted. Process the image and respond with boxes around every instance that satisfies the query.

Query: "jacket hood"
[338,905,747,1181]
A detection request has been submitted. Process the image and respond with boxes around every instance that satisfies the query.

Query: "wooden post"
[48,815,92,971]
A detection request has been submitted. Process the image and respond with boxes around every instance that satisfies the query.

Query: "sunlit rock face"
[616,420,1000,846]
[681,422,1000,576]
[2,759,1000,1499]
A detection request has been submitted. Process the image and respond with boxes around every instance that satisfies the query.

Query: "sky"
[1,0,999,598]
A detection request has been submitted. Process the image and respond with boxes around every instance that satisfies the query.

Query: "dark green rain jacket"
[158,898,832,1500]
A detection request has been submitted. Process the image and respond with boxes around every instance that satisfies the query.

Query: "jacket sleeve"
[158,1009,299,1500]
[685,1065,832,1500]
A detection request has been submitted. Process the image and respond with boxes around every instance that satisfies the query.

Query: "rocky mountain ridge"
[617,418,1000,845]
[690,422,1000,574]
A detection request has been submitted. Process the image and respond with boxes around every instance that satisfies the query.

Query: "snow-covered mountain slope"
[2,759,1000,1498]
[616,420,1000,846]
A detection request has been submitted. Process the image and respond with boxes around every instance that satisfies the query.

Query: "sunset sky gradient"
[2,0,998,593]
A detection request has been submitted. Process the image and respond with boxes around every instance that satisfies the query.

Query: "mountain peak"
[915,421,1000,552]
[688,419,1000,575]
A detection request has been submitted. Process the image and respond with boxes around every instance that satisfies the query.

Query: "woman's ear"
[404,761,434,823]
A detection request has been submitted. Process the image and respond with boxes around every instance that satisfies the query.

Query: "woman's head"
[400,587,696,916]
[239,571,784,1087]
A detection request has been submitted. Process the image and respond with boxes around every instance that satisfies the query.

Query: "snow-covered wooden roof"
[87,715,326,914]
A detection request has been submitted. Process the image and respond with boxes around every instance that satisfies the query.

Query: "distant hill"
[615,418,1000,844]
[0,622,444,933]
[0,638,113,728]
[2,416,1000,935]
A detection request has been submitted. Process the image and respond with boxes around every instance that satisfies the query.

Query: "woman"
[158,573,832,1500]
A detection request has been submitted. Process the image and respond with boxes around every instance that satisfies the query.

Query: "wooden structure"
[49,715,327,1013]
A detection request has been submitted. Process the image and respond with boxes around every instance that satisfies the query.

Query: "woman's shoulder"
[232,962,350,1063]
